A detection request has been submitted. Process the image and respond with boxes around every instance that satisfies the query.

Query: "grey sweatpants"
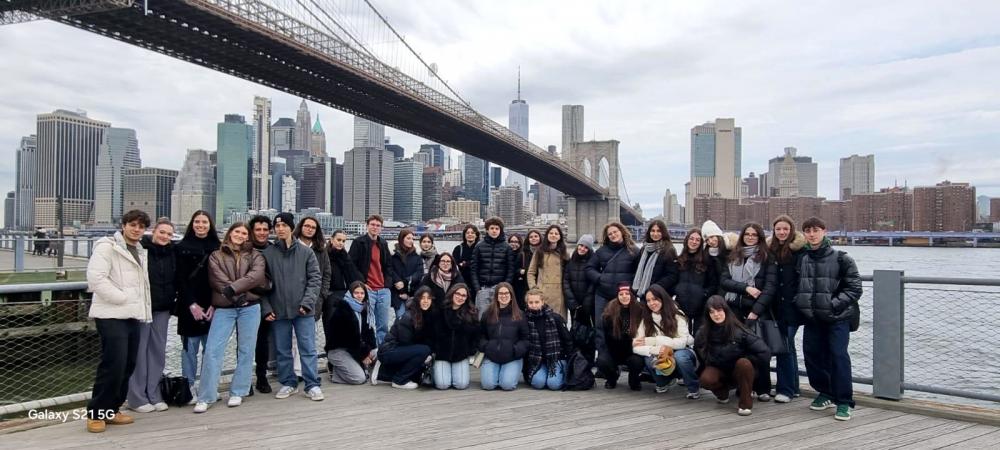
[127,310,171,407]
[327,349,367,385]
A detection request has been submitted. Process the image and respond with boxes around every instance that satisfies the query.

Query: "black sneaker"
[246,386,254,397]
[256,378,272,394]
[604,379,617,389]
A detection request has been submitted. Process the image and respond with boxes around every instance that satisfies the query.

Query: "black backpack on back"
[562,350,595,391]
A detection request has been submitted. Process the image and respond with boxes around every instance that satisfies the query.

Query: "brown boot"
[105,412,134,425]
[86,419,106,433]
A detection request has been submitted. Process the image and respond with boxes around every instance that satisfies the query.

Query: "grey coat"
[261,239,321,320]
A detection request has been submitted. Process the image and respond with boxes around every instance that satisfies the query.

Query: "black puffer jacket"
[795,242,862,325]
[328,247,362,293]
[380,310,435,353]
[469,233,516,292]
[585,241,639,299]
[431,307,480,362]
[563,252,595,317]
[452,242,477,286]
[174,236,219,337]
[390,246,425,308]
[602,306,637,363]
[657,254,718,323]
[720,253,778,320]
[696,325,770,374]
[324,297,377,363]
[140,236,176,313]
[768,232,807,326]
[478,306,529,364]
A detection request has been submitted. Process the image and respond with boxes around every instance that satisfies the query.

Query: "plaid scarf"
[525,305,563,377]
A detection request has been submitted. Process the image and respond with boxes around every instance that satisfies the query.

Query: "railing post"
[873,269,904,400]
[14,236,25,272]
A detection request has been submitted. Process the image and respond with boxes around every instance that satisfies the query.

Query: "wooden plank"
[938,429,1000,449]
[903,424,1000,449]
[861,421,975,449]
[740,408,904,449]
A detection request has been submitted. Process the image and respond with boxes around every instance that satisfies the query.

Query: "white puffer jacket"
[87,232,152,322]
[633,312,693,356]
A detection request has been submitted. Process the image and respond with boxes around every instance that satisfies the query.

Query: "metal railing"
[0,235,98,272]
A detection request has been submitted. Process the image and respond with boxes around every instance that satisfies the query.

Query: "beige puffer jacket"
[87,232,152,322]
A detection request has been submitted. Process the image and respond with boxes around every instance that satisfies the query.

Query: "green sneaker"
[809,394,834,411]
[834,404,852,421]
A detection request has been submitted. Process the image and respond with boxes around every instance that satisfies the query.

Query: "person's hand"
[205,306,215,321]
[746,287,762,298]
[362,355,373,366]
[394,281,404,290]
[364,283,373,291]
[520,269,525,275]
[265,312,276,322]
[223,286,236,299]
[299,307,309,316]
[747,312,758,321]
[189,304,206,321]
[400,294,409,300]
[632,337,644,347]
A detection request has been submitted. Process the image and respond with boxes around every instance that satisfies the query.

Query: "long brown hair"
[644,219,677,260]
[694,295,749,356]
[676,228,707,272]
[768,215,797,264]
[646,284,680,338]
[444,283,477,323]
[728,222,769,265]
[406,286,434,330]
[396,229,415,255]
[602,222,637,256]
[532,224,567,269]
[222,222,250,251]
[602,290,653,339]
[485,282,522,324]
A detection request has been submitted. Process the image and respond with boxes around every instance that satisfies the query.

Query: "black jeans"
[255,316,272,379]
[596,352,645,388]
[377,344,432,385]
[87,318,140,419]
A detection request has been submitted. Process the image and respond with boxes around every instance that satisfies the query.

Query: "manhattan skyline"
[1,0,999,219]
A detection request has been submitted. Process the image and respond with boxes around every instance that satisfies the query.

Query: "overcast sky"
[2,0,999,222]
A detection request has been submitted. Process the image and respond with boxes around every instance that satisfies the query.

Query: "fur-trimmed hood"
[766,231,806,251]
[721,232,740,250]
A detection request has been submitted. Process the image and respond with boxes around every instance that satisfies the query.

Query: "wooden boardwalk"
[5,375,999,450]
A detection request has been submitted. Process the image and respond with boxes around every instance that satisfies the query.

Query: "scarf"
[344,291,376,334]
[421,246,438,272]
[525,305,563,376]
[431,266,454,291]
[632,243,660,294]
[708,247,720,257]
[805,236,832,251]
[725,246,761,304]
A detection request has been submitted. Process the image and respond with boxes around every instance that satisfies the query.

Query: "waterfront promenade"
[4,377,998,449]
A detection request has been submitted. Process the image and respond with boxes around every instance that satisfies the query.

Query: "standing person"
[470,217,516,318]
[174,210,220,392]
[324,282,377,385]
[596,283,650,390]
[796,217,862,421]
[695,296,770,416]
[127,218,176,413]
[348,215,395,345]
[586,222,639,354]
[84,210,152,433]
[420,253,464,306]
[391,229,425,319]
[659,228,717,334]
[633,285,699,398]
[720,222,778,400]
[508,234,529,309]
[701,219,734,281]
[324,229,363,360]
[294,217,330,321]
[193,222,267,413]
[373,287,435,389]
[452,224,480,285]
[248,215,274,394]
[418,234,438,273]
[528,225,568,319]
[261,212,324,401]
[431,284,479,390]
[563,234,596,333]
[523,289,573,391]
[478,282,528,391]
[768,215,807,403]
[632,220,678,299]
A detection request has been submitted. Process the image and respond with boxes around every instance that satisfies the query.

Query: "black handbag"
[159,375,193,406]
[748,318,787,356]
[570,316,595,351]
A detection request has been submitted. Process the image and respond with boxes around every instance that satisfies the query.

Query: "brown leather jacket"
[208,241,267,308]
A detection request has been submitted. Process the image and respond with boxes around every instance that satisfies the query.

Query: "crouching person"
[523,289,573,390]
[324,282,377,385]
[633,285,700,398]
[695,295,770,416]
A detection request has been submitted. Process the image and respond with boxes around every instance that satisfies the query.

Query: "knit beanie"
[577,234,595,251]
[273,212,295,228]
[701,220,724,239]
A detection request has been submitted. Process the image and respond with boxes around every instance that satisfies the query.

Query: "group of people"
[82,209,862,433]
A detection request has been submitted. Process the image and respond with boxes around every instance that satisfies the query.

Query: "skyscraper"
[492,185,524,226]
[216,114,253,222]
[422,166,444,221]
[663,189,680,224]
[418,144,445,169]
[913,181,976,231]
[310,115,327,157]
[270,158,286,211]
[561,105,584,163]
[252,96,271,210]
[384,137,404,160]
[124,167,178,220]
[490,166,502,189]
[840,154,875,200]
[685,118,742,224]
[765,147,817,197]
[393,158,423,223]
[299,156,342,214]
[463,154,488,218]
[94,127,141,224]
[34,109,109,228]
[271,118,295,153]
[14,135,37,230]
[294,99,311,151]
[3,192,14,230]
[171,149,216,224]
[281,175,297,213]
[354,116,385,149]
[505,73,530,201]
[344,146,393,221]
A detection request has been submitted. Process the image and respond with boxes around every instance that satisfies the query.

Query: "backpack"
[562,350,595,391]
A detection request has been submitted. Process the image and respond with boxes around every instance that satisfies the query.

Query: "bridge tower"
[566,140,621,242]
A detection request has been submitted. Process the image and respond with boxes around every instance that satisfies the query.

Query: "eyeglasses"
[744,233,759,238]
[454,292,468,298]
[302,224,316,229]
[497,291,511,296]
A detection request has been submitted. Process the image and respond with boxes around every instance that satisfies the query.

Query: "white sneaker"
[370,360,381,386]
[717,396,730,404]
[686,392,701,400]
[227,396,242,407]
[774,394,792,403]
[757,393,772,402]
[188,385,198,405]
[738,408,752,416]
[192,402,209,413]
[274,385,298,399]
[131,403,155,413]
[306,387,324,401]
[655,385,670,394]
[391,381,419,390]
[153,402,169,412]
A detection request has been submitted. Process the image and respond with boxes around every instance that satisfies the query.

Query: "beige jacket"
[87,232,152,322]
[527,250,566,318]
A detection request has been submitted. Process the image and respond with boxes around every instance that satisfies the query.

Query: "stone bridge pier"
[565,140,620,242]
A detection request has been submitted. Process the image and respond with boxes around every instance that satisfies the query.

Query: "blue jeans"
[803,320,853,407]
[197,305,261,403]
[775,325,801,397]
[182,334,208,385]
[644,348,700,393]
[433,360,470,390]
[368,288,392,345]
[272,315,320,391]
[377,344,432,385]
[529,361,566,390]
[481,358,523,391]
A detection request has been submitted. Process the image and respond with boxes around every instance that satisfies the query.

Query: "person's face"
[419,293,433,311]
[487,225,501,238]
[402,233,414,249]
[686,233,702,252]
[607,226,623,243]
[275,222,292,240]
[709,307,726,324]
[229,226,249,246]
[526,295,544,311]
[464,228,476,243]
[546,228,560,244]
[420,237,433,251]
[301,220,317,239]
[330,232,346,251]
[452,288,468,308]
[742,228,760,247]
[192,214,210,238]
[496,287,512,307]
[648,226,663,242]
[508,237,520,251]
[252,222,271,244]
[617,289,632,306]
[367,220,382,236]
[152,224,174,246]
[352,287,366,301]
[644,292,662,313]
[804,226,827,246]
[707,236,720,248]
[122,220,145,244]
[438,255,454,271]
[774,221,791,242]
[528,232,541,246]
[576,244,589,256]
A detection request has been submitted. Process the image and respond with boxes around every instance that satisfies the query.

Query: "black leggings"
[596,352,645,388]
